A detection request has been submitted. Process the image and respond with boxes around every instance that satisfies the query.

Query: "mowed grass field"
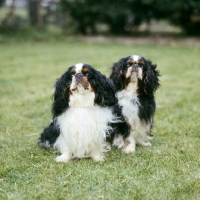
[0,38,200,200]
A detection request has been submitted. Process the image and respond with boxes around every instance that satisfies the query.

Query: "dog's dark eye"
[85,73,90,78]
[70,73,75,79]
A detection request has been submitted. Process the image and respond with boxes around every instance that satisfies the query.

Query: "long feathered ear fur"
[109,57,128,91]
[52,72,71,118]
[94,71,117,107]
[138,60,160,98]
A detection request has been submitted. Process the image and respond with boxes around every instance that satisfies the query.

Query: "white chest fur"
[54,91,115,160]
[69,88,95,107]
[117,90,140,129]
[117,89,152,153]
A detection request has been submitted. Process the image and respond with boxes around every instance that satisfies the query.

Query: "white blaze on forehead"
[131,55,140,61]
[75,63,84,73]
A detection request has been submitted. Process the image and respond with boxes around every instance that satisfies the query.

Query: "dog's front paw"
[122,136,136,153]
[103,142,112,152]
[56,154,71,163]
[113,134,124,149]
[140,141,152,147]
[123,144,136,153]
[92,154,105,162]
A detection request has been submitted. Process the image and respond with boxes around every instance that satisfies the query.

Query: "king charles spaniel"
[107,55,160,153]
[39,63,118,162]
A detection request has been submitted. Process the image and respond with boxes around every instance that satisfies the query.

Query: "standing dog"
[39,63,117,162]
[107,55,160,153]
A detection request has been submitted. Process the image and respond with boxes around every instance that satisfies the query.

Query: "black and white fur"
[39,63,117,162]
[108,55,160,153]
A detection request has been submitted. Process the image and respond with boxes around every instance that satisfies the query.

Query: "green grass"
[0,38,200,200]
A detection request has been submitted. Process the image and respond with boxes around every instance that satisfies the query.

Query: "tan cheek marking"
[137,67,143,80]
[90,81,95,92]
[81,76,89,89]
[64,83,73,95]
[123,69,127,76]
[126,67,133,78]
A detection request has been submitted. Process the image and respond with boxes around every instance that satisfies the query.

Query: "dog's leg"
[91,144,104,162]
[142,141,151,146]
[136,129,153,147]
[92,154,104,162]
[137,139,152,147]
[123,135,136,153]
[103,141,112,152]
[56,151,71,163]
[147,136,153,141]
[113,134,124,148]
[55,142,71,163]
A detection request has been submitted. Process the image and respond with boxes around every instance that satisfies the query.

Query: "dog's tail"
[38,121,60,149]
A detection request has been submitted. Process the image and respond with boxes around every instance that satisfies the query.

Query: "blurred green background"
[0,0,200,37]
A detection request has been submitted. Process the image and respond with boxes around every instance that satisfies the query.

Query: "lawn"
[0,37,200,200]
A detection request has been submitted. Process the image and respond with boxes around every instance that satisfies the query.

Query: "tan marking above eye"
[127,59,134,64]
[138,60,144,65]
[127,59,144,65]
[82,67,89,73]
[71,68,76,74]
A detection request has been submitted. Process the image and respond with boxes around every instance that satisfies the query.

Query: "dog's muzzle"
[70,72,90,91]
[75,73,83,83]
[126,64,143,80]
[132,64,139,72]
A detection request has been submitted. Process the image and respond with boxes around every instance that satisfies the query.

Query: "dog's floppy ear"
[52,73,70,118]
[109,58,127,91]
[139,60,160,98]
[93,71,117,107]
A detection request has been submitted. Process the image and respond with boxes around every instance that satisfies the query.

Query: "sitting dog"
[39,63,118,162]
[107,55,160,153]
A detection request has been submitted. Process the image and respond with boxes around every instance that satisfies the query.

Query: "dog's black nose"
[75,73,83,83]
[132,64,138,72]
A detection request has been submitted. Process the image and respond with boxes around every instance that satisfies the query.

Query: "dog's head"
[68,63,95,93]
[110,55,160,97]
[52,63,117,117]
